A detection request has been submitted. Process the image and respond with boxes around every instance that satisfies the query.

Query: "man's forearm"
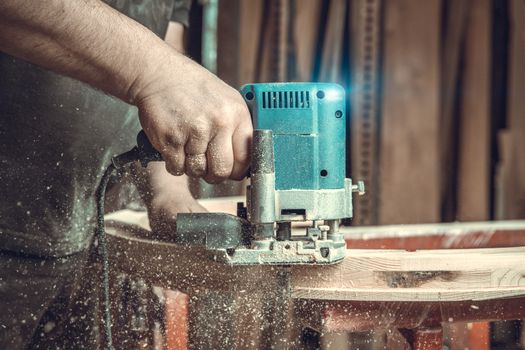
[0,0,172,103]
[0,0,253,182]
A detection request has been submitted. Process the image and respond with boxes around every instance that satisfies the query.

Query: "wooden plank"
[296,297,525,333]
[456,0,491,221]
[496,4,525,347]
[341,220,525,250]
[439,0,469,221]
[106,209,525,347]
[293,0,322,81]
[256,0,282,82]
[378,0,441,224]
[217,0,241,87]
[291,246,525,301]
[318,0,347,83]
[106,221,271,294]
[448,4,493,345]
[499,0,525,220]
[238,0,263,85]
[105,211,525,303]
[292,287,525,303]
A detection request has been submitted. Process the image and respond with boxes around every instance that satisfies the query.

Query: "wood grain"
[106,221,273,294]
[318,0,347,83]
[440,0,469,221]
[457,0,491,222]
[105,210,525,303]
[498,0,525,220]
[296,297,525,332]
[292,246,525,301]
[238,0,263,85]
[293,0,322,81]
[378,0,441,224]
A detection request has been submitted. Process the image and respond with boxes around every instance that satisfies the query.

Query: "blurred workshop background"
[189,0,525,227]
[178,0,525,348]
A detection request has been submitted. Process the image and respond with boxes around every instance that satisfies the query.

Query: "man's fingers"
[185,153,207,177]
[230,119,253,180]
[184,126,209,155]
[163,146,185,176]
[184,130,208,177]
[205,132,234,183]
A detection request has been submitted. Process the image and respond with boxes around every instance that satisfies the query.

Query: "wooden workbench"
[104,206,525,349]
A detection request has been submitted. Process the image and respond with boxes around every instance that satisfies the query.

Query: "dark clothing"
[0,58,140,257]
[0,0,190,258]
[0,250,97,349]
[171,0,193,27]
[0,0,191,348]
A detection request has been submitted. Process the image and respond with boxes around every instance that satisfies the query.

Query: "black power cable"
[95,131,161,349]
[96,148,140,350]
[96,162,117,350]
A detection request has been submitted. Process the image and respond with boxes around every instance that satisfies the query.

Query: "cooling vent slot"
[262,90,310,109]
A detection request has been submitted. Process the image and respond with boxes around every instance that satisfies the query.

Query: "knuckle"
[166,132,185,147]
[211,161,232,180]
[213,111,232,129]
[235,146,250,164]
[163,150,184,166]
[189,123,209,140]
[229,100,247,116]
[218,101,234,115]
[185,155,207,177]
[213,169,230,180]
[165,161,184,176]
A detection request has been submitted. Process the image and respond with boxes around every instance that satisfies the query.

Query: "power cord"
[95,131,162,349]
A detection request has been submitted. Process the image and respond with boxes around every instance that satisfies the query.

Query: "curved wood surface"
[105,208,525,302]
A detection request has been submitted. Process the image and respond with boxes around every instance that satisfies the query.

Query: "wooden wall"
[214,0,525,225]
[378,0,441,224]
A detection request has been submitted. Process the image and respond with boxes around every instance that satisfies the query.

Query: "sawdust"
[185,154,207,177]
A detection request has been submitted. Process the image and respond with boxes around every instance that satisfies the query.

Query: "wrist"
[126,43,187,105]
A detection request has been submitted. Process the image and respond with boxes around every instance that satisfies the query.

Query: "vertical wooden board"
[508,0,525,132]
[500,0,525,220]
[255,1,276,82]
[318,0,347,83]
[457,0,491,222]
[293,0,322,81]
[495,130,511,220]
[217,0,241,86]
[256,0,294,83]
[238,0,264,85]
[439,0,469,221]
[378,0,441,224]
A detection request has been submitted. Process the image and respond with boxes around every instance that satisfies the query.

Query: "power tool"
[96,82,364,348]
[171,82,364,265]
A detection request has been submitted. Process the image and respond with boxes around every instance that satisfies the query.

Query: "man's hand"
[147,188,207,240]
[0,0,253,184]
[133,54,252,183]
[131,162,207,239]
